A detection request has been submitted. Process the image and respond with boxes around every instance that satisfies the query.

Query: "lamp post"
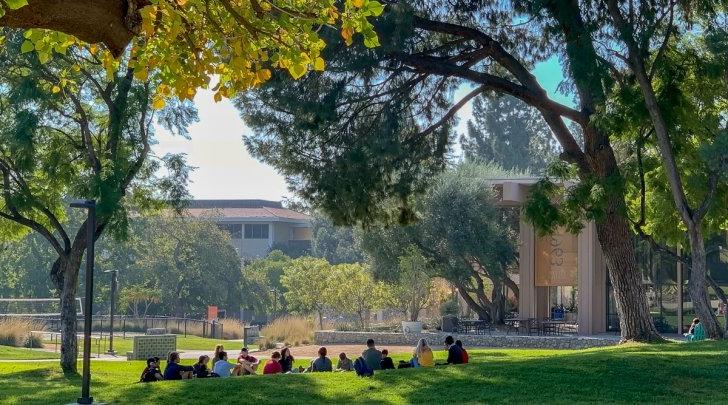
[70,199,96,405]
[106,267,117,355]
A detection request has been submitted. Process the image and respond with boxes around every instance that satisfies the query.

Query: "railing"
[4,315,226,339]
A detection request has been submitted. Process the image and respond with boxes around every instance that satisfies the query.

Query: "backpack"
[353,356,374,377]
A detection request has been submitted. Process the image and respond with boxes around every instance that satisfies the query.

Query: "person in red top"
[237,347,260,374]
[263,351,283,375]
[456,340,469,364]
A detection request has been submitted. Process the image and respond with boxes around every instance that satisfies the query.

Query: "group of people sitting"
[140,335,470,382]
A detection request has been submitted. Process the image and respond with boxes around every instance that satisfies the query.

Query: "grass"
[39,335,255,356]
[0,318,45,348]
[2,341,728,404]
[0,346,59,360]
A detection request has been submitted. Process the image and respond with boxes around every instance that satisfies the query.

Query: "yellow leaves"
[351,0,365,8]
[288,63,307,80]
[176,0,187,5]
[213,92,223,103]
[152,97,166,110]
[259,1,271,11]
[51,85,61,94]
[257,69,272,82]
[313,57,325,72]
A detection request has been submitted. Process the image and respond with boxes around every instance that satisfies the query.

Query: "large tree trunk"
[0,0,146,57]
[595,209,662,342]
[52,249,84,373]
[687,227,723,338]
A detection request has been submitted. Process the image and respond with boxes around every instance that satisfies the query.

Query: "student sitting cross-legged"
[140,357,163,382]
[237,347,260,375]
[212,351,243,378]
[309,347,333,372]
[193,355,211,378]
[380,349,395,370]
[263,351,284,375]
[455,340,469,364]
[163,352,194,380]
[336,352,353,371]
[412,338,434,368]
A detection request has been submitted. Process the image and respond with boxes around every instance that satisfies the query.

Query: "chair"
[476,321,492,335]
[527,318,540,335]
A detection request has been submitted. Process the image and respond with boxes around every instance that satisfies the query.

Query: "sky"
[152,57,569,202]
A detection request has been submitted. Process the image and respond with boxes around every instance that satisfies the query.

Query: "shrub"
[0,318,46,348]
[260,316,313,347]
[219,318,244,340]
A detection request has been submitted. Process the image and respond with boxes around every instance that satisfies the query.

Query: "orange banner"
[535,229,578,286]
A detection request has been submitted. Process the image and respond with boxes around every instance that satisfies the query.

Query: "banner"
[535,228,578,286]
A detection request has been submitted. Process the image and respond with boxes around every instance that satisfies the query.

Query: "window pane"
[261,224,269,239]
[244,224,253,239]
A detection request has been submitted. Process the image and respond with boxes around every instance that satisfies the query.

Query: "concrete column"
[519,218,536,319]
[577,221,607,335]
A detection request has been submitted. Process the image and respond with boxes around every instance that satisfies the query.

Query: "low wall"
[127,334,177,360]
[314,331,617,350]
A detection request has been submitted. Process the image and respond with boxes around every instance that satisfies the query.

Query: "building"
[184,200,312,259]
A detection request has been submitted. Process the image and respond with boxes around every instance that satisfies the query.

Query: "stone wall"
[314,331,617,350]
[127,334,177,360]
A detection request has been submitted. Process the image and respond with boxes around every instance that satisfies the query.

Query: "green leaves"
[5,0,29,10]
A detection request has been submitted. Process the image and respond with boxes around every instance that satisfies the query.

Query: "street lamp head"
[70,199,96,209]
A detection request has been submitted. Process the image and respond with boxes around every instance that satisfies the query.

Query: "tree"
[461,94,558,173]
[599,1,728,339]
[0,233,55,298]
[240,250,292,314]
[388,246,444,322]
[0,34,194,371]
[328,262,387,330]
[281,257,332,328]
[118,285,161,318]
[311,212,364,264]
[0,0,383,101]
[238,1,684,341]
[360,163,519,323]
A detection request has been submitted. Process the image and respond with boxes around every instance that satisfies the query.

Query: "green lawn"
[0,346,59,360]
[40,335,254,356]
[2,342,728,404]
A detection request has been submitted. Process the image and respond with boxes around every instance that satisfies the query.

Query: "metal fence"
[4,315,225,339]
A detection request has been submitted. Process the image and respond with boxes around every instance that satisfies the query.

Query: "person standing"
[361,339,382,370]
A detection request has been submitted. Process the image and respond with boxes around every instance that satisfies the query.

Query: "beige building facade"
[496,179,607,335]
[185,200,312,259]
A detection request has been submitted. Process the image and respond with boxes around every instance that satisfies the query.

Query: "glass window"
[218,223,242,239]
[244,224,269,239]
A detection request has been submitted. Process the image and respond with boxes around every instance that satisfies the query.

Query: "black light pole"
[107,268,117,355]
[70,199,96,405]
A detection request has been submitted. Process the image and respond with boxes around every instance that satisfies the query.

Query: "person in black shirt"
[140,357,163,382]
[279,347,294,373]
[193,355,211,378]
[444,336,463,365]
[380,349,395,370]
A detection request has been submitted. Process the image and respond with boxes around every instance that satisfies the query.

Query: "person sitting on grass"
[140,357,163,382]
[193,355,211,378]
[361,338,382,371]
[212,351,243,378]
[237,347,260,374]
[309,347,333,372]
[413,338,434,368]
[163,352,194,380]
[380,349,395,370]
[455,340,469,364]
[279,347,295,373]
[263,351,284,375]
[336,352,353,371]
[685,318,706,342]
[212,345,224,367]
[444,336,464,365]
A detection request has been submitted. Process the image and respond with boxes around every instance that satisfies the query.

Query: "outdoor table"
[504,318,532,335]
[541,320,566,335]
[459,319,492,335]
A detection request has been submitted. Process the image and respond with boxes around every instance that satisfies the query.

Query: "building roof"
[183,200,311,222]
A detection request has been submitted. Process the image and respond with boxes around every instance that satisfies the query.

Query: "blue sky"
[153,57,568,201]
